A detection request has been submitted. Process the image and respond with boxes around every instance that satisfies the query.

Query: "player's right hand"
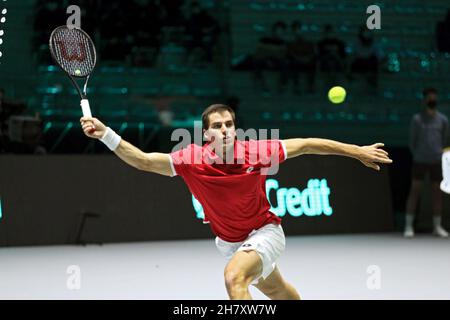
[80,117,106,139]
[357,143,393,171]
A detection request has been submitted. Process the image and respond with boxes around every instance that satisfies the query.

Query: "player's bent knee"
[224,268,252,290]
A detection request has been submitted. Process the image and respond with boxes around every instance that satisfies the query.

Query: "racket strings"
[51,28,96,77]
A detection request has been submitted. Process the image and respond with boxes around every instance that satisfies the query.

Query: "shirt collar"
[203,139,245,163]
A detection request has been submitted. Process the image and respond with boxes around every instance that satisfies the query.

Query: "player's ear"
[203,130,209,140]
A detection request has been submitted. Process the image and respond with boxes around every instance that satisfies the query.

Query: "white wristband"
[100,127,121,151]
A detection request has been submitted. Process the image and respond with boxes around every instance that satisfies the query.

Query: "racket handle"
[80,99,95,134]
[80,99,92,118]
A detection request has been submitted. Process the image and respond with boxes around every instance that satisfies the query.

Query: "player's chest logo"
[246,166,254,173]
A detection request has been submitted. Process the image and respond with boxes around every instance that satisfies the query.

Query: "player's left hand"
[357,143,393,171]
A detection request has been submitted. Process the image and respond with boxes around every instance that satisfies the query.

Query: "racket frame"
[49,26,97,118]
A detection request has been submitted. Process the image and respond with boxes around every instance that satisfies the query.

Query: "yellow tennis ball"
[328,86,346,104]
[74,69,81,76]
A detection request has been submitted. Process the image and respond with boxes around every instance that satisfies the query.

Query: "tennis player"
[80,104,392,300]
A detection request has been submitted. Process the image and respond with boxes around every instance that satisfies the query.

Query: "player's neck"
[215,145,235,163]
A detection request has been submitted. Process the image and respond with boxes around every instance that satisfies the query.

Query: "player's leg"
[431,181,447,235]
[220,223,287,300]
[431,164,448,237]
[404,163,425,237]
[223,250,263,300]
[253,266,300,300]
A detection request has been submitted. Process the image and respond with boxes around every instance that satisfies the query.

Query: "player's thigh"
[224,250,263,284]
[253,266,285,296]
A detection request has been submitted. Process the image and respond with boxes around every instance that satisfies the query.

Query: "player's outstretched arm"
[80,117,173,176]
[283,138,393,171]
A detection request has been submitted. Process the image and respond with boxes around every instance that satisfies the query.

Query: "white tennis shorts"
[215,223,286,284]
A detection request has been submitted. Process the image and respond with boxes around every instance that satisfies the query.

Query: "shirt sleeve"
[169,144,196,177]
[256,140,287,166]
[279,140,288,161]
[254,140,286,176]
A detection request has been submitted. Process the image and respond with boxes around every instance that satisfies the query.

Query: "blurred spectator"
[404,88,449,238]
[287,21,317,94]
[129,0,163,67]
[184,1,221,65]
[99,1,133,62]
[0,88,7,152]
[77,0,99,36]
[225,96,245,129]
[436,9,450,53]
[317,24,347,88]
[252,21,289,94]
[156,1,186,69]
[0,88,26,133]
[349,25,383,89]
[0,89,45,154]
[160,0,186,28]
[33,0,66,64]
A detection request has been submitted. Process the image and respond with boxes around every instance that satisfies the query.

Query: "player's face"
[205,111,236,149]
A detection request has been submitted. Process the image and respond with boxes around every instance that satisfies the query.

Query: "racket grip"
[80,99,92,118]
[80,99,95,133]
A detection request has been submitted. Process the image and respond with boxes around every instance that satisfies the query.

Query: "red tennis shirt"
[169,139,287,242]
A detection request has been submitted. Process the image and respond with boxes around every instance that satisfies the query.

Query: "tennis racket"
[49,25,97,132]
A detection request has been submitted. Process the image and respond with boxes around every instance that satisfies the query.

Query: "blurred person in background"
[33,0,65,64]
[225,96,245,130]
[436,9,450,54]
[184,1,221,65]
[286,20,317,94]
[317,24,347,90]
[405,88,449,238]
[160,0,186,28]
[129,0,163,67]
[0,89,45,154]
[252,21,290,94]
[349,25,383,91]
[99,1,132,62]
[0,88,7,152]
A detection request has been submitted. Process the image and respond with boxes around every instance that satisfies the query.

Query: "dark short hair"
[202,104,236,129]
[423,87,437,97]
